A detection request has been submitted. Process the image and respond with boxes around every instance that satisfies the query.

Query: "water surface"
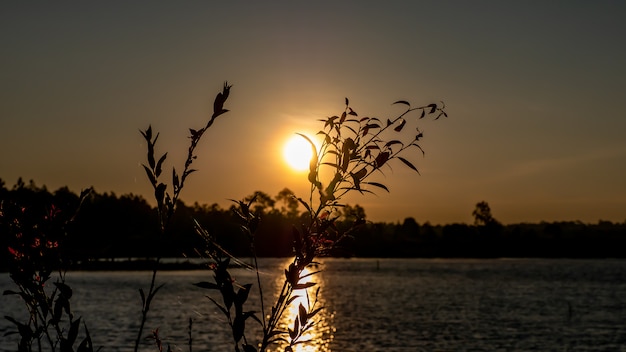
[2,258,626,351]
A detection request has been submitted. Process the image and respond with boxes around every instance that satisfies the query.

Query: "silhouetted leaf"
[286,295,301,306]
[233,315,245,342]
[428,103,437,113]
[193,282,220,290]
[213,82,231,119]
[155,183,166,205]
[155,153,167,178]
[344,124,358,135]
[299,303,307,326]
[143,165,156,186]
[235,284,253,309]
[398,157,419,174]
[308,307,324,319]
[296,197,311,214]
[242,344,257,352]
[393,100,410,106]
[207,296,229,317]
[76,323,93,352]
[384,140,403,148]
[345,97,349,106]
[291,318,299,339]
[374,152,390,168]
[352,168,367,180]
[67,317,81,345]
[4,316,33,338]
[365,182,389,192]
[54,282,72,299]
[420,110,425,118]
[143,125,152,141]
[394,119,406,132]
[348,107,357,116]
[300,270,322,280]
[293,282,316,290]
[139,288,146,306]
[172,169,180,190]
[411,143,425,156]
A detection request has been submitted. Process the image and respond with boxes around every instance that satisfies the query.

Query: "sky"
[1,1,625,225]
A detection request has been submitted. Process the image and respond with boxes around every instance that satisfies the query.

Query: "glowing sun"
[283,134,315,171]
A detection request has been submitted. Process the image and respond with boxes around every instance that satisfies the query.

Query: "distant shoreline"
[4,256,624,273]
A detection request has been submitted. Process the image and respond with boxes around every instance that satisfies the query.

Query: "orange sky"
[1,1,625,225]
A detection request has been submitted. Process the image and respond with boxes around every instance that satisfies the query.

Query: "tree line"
[1,177,625,272]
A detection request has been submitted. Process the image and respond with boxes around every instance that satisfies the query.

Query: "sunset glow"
[2,2,625,224]
[283,134,315,172]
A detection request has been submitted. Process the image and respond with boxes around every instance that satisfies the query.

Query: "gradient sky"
[2,1,625,225]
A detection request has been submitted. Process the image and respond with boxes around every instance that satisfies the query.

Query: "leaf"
[242,344,257,352]
[139,288,146,306]
[308,307,324,319]
[394,119,406,132]
[143,165,156,186]
[300,270,322,280]
[286,295,301,306]
[296,197,311,214]
[345,97,349,106]
[155,183,166,205]
[393,100,411,106]
[4,316,33,338]
[291,318,300,339]
[411,143,425,156]
[374,152,390,168]
[207,296,229,317]
[427,103,437,113]
[54,282,73,299]
[350,168,366,190]
[235,284,253,308]
[142,125,152,141]
[348,107,358,116]
[233,315,245,342]
[364,182,389,192]
[299,303,307,326]
[420,110,425,118]
[398,157,420,174]
[193,281,220,290]
[155,153,167,178]
[67,317,81,345]
[384,140,403,148]
[293,282,317,290]
[172,169,180,190]
[76,322,93,352]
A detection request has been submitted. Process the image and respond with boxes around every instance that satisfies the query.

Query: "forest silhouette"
[2,177,625,272]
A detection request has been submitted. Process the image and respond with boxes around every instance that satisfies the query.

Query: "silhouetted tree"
[472,201,499,226]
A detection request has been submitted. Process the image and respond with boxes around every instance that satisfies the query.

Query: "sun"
[283,134,315,171]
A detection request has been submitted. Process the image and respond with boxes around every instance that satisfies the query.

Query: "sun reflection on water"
[272,260,334,352]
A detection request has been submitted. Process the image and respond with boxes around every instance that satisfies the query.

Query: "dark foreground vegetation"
[2,177,625,272]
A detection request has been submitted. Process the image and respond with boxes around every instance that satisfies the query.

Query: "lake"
[2,258,626,351]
